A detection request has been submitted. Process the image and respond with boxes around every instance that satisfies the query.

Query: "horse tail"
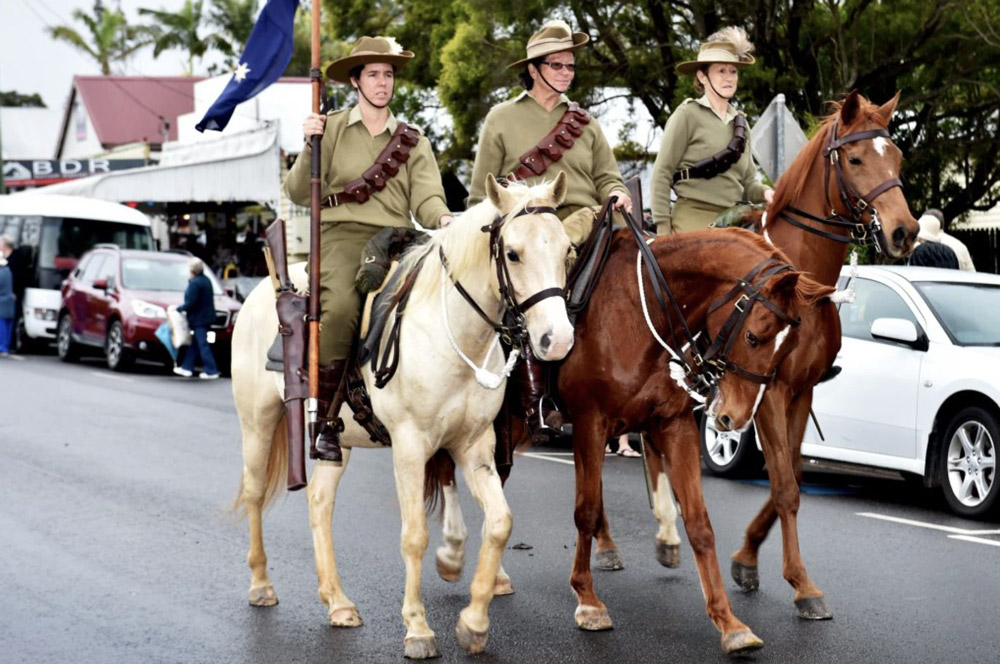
[424,449,455,519]
[231,412,289,518]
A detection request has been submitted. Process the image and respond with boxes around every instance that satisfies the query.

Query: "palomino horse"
[641,90,920,619]
[558,228,835,653]
[231,174,574,659]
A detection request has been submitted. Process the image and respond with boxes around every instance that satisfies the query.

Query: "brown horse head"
[768,91,919,271]
[707,268,835,432]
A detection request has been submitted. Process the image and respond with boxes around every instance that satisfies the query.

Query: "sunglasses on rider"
[540,61,577,73]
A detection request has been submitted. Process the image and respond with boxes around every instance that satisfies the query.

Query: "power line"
[17,0,54,29]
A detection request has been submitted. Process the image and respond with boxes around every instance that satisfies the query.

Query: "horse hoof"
[455,618,489,654]
[795,596,833,620]
[403,636,440,659]
[330,607,364,628]
[595,549,625,571]
[575,605,613,631]
[494,575,515,596]
[722,628,764,654]
[248,586,278,607]
[731,560,759,592]
[436,555,462,583]
[655,541,681,568]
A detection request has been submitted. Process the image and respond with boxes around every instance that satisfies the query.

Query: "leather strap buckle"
[326,194,340,207]
[734,293,751,312]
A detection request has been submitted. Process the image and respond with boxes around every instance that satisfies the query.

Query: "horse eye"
[745,331,759,347]
[506,249,520,263]
[848,156,862,166]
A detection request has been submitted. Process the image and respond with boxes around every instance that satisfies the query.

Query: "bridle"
[622,206,800,396]
[698,258,801,386]
[442,204,566,347]
[778,119,903,253]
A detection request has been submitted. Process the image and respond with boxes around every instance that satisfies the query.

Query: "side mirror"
[93,278,109,290]
[870,317,927,350]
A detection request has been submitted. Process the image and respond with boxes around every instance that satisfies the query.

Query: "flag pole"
[306,0,322,467]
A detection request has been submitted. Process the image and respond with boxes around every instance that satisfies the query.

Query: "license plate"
[207,331,217,343]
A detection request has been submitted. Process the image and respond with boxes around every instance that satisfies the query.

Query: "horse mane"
[397,180,560,306]
[768,95,889,223]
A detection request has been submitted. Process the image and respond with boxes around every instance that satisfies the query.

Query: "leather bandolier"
[263,219,309,491]
[673,114,748,183]
[509,103,591,181]
[321,123,420,208]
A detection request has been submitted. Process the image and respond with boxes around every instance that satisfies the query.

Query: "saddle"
[266,226,429,447]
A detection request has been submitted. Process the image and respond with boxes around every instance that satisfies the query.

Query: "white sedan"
[701,266,1000,519]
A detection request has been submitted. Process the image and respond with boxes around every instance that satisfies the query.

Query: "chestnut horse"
[641,91,920,619]
[559,228,835,653]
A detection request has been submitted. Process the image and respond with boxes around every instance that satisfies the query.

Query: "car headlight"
[33,308,58,321]
[132,300,167,319]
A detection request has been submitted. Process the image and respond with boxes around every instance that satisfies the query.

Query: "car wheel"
[105,321,134,372]
[56,314,80,363]
[700,415,764,478]
[939,405,1000,519]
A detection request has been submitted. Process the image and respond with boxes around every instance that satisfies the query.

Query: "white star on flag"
[234,62,251,82]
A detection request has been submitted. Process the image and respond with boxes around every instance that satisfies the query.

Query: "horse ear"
[876,91,901,124]
[840,90,862,125]
[485,173,514,213]
[551,171,568,206]
[795,275,837,306]
[769,271,800,298]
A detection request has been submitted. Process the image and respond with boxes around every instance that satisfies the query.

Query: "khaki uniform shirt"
[468,91,627,212]
[650,96,767,227]
[284,105,451,229]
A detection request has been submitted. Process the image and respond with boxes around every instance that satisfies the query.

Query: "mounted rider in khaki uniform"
[283,36,454,464]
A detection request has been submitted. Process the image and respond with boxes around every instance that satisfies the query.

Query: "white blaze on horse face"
[745,323,790,425]
[873,136,888,156]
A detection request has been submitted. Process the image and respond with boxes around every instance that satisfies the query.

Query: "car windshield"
[121,258,222,294]
[914,281,1000,345]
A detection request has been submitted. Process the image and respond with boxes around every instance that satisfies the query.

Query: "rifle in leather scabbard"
[264,219,309,491]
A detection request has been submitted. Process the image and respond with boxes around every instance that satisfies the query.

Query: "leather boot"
[310,360,348,464]
[519,346,562,442]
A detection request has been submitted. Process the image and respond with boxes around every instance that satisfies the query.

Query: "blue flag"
[196,0,299,132]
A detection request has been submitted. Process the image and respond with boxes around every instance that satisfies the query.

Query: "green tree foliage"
[206,0,261,71]
[1,91,46,108]
[47,1,156,76]
[140,0,231,75]
[282,0,1000,220]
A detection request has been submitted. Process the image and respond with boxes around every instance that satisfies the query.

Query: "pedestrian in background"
[917,209,975,271]
[0,248,15,356]
[173,258,219,379]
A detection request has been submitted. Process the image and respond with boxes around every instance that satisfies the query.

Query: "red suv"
[57,246,242,373]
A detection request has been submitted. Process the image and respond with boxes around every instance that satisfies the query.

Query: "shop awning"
[28,122,282,211]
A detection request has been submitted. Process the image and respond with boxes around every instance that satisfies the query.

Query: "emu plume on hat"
[325,36,414,84]
[676,26,756,76]
[507,20,589,69]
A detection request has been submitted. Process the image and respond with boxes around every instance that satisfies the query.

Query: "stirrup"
[312,418,345,464]
[527,396,562,442]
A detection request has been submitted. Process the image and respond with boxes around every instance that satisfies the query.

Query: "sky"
[1,0,227,112]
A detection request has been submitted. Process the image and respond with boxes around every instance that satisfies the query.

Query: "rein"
[777,120,903,253]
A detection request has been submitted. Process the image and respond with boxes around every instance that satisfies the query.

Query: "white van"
[0,194,154,349]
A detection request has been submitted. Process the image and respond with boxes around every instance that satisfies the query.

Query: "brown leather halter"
[443,204,566,348]
[778,120,903,253]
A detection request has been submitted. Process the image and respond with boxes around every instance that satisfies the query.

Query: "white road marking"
[3,354,26,361]
[517,451,574,466]
[949,535,1000,547]
[90,371,134,383]
[857,512,1000,536]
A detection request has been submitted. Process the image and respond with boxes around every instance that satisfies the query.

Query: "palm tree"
[47,1,155,75]
[207,0,260,68]
[139,0,229,75]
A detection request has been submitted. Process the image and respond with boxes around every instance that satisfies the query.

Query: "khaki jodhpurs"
[655,197,727,235]
[317,221,384,364]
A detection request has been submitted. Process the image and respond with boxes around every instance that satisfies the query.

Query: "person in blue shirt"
[0,247,15,357]
[174,258,219,379]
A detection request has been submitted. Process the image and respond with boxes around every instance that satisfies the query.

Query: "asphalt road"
[3,352,999,664]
